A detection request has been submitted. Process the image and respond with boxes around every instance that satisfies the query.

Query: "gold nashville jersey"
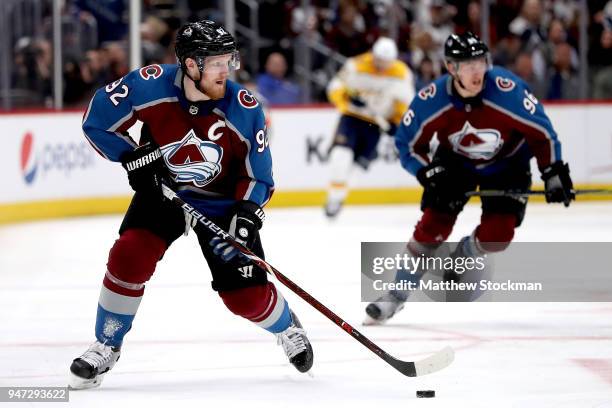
[327,52,415,127]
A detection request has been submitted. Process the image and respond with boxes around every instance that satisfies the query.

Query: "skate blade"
[68,372,105,390]
[324,212,340,221]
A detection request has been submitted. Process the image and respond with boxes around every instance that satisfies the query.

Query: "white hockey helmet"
[372,37,398,61]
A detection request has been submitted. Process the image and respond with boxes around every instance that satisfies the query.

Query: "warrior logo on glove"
[161,129,223,187]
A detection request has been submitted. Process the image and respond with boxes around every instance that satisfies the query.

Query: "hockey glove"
[348,94,367,108]
[120,143,168,196]
[385,122,397,136]
[417,162,452,192]
[417,162,469,213]
[541,161,575,207]
[210,200,265,262]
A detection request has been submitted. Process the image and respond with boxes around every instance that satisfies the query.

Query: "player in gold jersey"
[324,37,415,218]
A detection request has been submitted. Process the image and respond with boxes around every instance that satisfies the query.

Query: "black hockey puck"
[416,390,435,398]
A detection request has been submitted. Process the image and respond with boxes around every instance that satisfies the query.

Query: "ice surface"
[1,203,611,407]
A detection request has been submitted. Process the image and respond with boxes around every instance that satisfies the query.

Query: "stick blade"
[414,346,455,376]
[386,346,454,377]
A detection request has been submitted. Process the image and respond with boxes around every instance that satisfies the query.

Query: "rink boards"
[1,104,611,223]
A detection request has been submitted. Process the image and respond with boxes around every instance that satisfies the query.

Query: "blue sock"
[95,285,142,347]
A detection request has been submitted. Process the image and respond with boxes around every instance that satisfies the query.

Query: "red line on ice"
[573,359,612,386]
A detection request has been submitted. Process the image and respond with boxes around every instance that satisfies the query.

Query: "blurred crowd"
[7,0,612,109]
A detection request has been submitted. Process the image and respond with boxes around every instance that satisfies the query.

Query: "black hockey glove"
[417,162,454,192]
[210,200,265,262]
[417,161,469,213]
[120,143,168,196]
[541,161,575,207]
[348,94,367,108]
[386,122,397,136]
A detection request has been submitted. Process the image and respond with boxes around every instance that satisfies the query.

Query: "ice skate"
[276,310,314,373]
[364,292,405,325]
[324,199,343,219]
[69,341,121,389]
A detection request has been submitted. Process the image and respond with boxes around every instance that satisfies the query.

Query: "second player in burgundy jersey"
[365,32,575,325]
[395,65,560,177]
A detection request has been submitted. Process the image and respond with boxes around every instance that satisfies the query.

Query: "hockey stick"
[161,184,454,377]
[466,188,612,198]
[347,104,391,133]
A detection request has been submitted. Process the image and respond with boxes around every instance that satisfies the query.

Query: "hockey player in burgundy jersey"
[69,20,313,389]
[365,32,575,324]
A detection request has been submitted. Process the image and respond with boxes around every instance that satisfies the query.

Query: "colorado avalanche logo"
[495,77,515,92]
[139,64,163,80]
[418,83,436,100]
[20,132,37,185]
[237,89,259,109]
[449,121,503,160]
[161,130,223,187]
